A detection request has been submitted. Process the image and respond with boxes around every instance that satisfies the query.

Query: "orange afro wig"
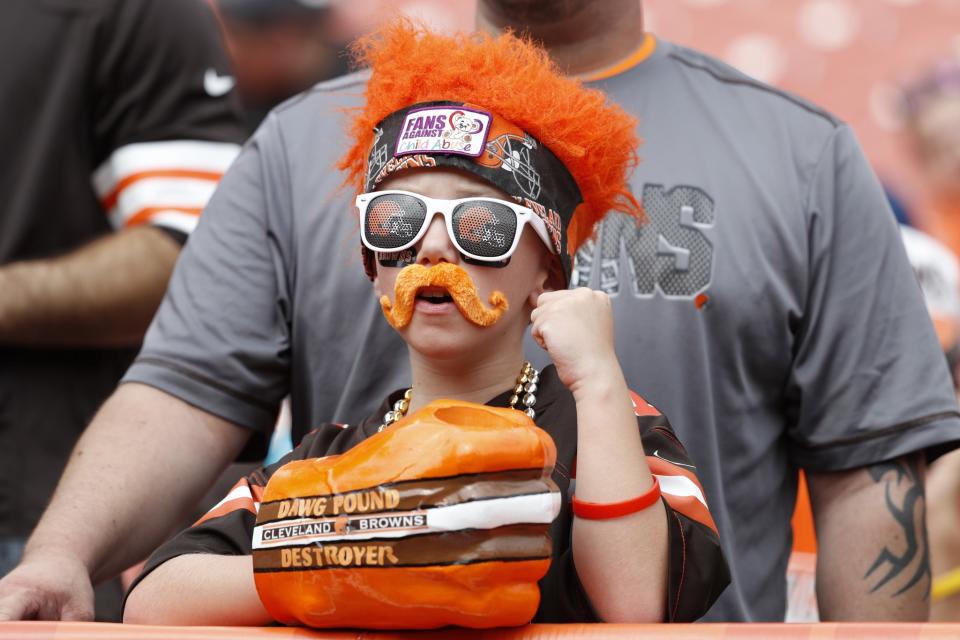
[337,19,641,255]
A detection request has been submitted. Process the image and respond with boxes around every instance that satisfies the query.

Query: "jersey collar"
[578,33,657,83]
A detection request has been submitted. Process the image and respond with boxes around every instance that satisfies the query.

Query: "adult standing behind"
[215,0,352,133]
[900,56,960,255]
[0,0,244,620]
[2,0,957,623]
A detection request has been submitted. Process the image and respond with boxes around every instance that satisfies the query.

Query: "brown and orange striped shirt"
[129,365,729,622]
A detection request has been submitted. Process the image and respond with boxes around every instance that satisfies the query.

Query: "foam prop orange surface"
[380,263,508,328]
[252,400,559,629]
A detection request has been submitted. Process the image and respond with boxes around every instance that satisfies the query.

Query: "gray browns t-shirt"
[124,37,960,620]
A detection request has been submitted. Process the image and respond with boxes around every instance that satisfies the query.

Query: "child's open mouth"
[416,286,454,305]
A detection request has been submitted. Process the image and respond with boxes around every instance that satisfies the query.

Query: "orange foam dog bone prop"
[380,262,508,328]
[252,400,560,629]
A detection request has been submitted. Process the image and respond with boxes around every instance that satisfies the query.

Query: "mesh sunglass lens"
[364,194,427,249]
[452,201,517,259]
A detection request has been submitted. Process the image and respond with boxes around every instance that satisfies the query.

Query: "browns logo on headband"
[337,19,643,285]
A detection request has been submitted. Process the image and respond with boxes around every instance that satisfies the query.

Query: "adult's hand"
[0,551,93,621]
[0,384,253,620]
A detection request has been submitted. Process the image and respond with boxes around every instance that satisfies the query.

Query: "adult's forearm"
[24,383,251,583]
[0,226,180,347]
[809,453,929,620]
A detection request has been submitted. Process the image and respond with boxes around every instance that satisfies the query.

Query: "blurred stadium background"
[217,0,958,227]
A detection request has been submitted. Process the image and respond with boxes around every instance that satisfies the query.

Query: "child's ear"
[526,284,544,310]
[527,258,561,308]
[543,258,566,293]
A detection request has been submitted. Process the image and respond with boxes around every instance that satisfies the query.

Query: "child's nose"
[416,214,459,266]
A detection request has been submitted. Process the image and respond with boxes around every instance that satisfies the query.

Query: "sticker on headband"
[395,107,492,159]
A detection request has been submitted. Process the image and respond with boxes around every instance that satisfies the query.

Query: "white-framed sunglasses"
[356,190,554,263]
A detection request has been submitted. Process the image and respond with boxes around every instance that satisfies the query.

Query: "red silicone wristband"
[571,476,661,520]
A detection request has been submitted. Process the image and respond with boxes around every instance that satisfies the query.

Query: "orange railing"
[5,622,960,639]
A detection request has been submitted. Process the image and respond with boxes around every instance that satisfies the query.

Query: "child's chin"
[406,331,484,361]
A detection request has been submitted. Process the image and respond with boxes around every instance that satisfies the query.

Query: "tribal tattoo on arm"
[863,455,930,598]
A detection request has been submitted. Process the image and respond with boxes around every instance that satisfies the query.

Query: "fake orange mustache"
[380,263,509,329]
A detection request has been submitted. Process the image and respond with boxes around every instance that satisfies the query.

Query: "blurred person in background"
[215,0,352,132]
[0,0,244,621]
[900,225,960,621]
[899,59,960,621]
[900,225,960,380]
[901,56,960,258]
[3,0,959,624]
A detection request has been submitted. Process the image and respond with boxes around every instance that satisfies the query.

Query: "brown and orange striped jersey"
[129,365,729,623]
[0,0,244,544]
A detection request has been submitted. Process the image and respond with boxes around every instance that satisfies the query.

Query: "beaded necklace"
[378,361,540,432]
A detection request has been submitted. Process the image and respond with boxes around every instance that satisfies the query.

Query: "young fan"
[123,21,729,626]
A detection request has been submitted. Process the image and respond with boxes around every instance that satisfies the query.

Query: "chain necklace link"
[378,361,540,432]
